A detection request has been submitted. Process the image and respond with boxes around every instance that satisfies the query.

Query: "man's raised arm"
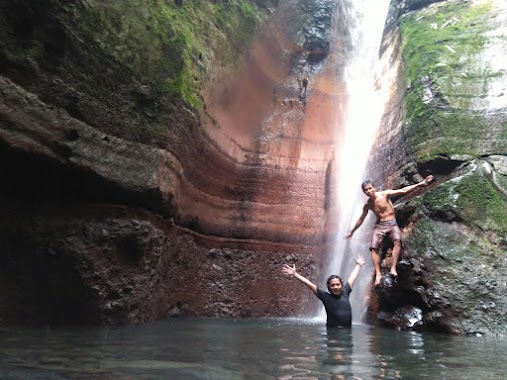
[383,175,433,197]
[282,264,318,295]
[346,255,366,289]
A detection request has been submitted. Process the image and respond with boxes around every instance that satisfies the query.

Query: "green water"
[1,318,506,379]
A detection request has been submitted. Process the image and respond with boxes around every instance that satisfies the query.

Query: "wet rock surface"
[0,199,318,324]
[369,0,507,335]
[0,0,341,324]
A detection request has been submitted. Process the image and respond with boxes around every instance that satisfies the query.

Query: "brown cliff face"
[184,0,346,245]
[0,0,349,324]
[0,198,319,324]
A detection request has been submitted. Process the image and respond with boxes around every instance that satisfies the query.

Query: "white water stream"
[319,0,390,322]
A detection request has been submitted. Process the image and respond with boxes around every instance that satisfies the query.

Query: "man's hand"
[344,231,353,239]
[282,264,317,294]
[355,255,366,266]
[420,175,433,186]
[282,263,296,276]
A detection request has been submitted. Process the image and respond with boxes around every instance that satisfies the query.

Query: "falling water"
[321,0,390,322]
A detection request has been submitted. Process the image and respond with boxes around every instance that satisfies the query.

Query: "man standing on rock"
[344,175,433,285]
[282,255,366,327]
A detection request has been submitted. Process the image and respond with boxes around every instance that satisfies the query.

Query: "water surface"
[1,318,506,379]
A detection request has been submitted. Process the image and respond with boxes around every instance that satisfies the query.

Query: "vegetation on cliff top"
[399,0,503,162]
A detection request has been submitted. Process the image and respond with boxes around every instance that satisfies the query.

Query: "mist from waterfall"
[320,0,390,322]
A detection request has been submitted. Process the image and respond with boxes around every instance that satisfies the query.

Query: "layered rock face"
[0,0,349,324]
[368,0,507,335]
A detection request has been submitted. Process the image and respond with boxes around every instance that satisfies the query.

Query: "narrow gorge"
[1,0,506,335]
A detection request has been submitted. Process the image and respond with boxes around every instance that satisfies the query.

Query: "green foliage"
[399,0,497,161]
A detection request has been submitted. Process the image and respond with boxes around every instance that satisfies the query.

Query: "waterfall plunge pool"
[1,318,506,379]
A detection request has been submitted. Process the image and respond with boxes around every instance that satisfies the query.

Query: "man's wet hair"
[361,180,374,190]
[326,275,343,292]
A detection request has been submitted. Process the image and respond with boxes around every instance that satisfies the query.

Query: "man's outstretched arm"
[282,264,318,295]
[344,205,369,239]
[383,175,434,197]
[346,255,366,289]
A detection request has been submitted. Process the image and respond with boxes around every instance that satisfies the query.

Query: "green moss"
[494,172,507,195]
[65,0,266,110]
[422,170,507,234]
[405,216,433,249]
[401,1,492,83]
[456,173,507,232]
[399,0,497,161]
[0,0,271,143]
[498,120,507,141]
[405,177,507,272]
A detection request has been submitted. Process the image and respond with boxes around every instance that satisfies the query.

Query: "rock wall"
[6,0,504,334]
[369,0,507,335]
[0,0,348,324]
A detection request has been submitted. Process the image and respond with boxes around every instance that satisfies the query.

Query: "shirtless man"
[344,175,433,285]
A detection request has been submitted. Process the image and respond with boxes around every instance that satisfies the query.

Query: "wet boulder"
[378,306,424,331]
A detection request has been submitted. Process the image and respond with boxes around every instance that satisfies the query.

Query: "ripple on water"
[0,319,507,379]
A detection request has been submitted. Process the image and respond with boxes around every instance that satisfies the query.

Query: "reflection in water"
[1,318,506,379]
[320,328,354,379]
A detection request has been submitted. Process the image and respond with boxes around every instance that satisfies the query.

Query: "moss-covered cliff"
[0,0,270,144]
[371,0,507,335]
[401,0,506,162]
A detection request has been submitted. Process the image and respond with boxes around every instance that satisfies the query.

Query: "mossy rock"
[400,163,507,334]
[399,0,507,163]
[0,0,271,144]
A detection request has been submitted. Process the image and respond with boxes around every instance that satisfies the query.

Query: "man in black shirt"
[282,256,366,327]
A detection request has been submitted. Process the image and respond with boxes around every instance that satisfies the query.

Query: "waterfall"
[320,0,390,322]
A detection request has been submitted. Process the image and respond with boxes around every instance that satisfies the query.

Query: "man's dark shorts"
[370,220,401,251]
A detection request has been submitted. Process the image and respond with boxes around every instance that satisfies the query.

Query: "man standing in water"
[282,255,366,327]
[344,175,433,285]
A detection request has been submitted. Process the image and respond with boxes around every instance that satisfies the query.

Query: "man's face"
[328,278,343,296]
[362,184,375,198]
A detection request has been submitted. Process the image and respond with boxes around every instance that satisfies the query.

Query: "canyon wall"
[2,0,504,335]
[0,0,348,324]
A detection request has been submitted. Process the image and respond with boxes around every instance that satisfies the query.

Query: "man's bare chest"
[369,196,392,214]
